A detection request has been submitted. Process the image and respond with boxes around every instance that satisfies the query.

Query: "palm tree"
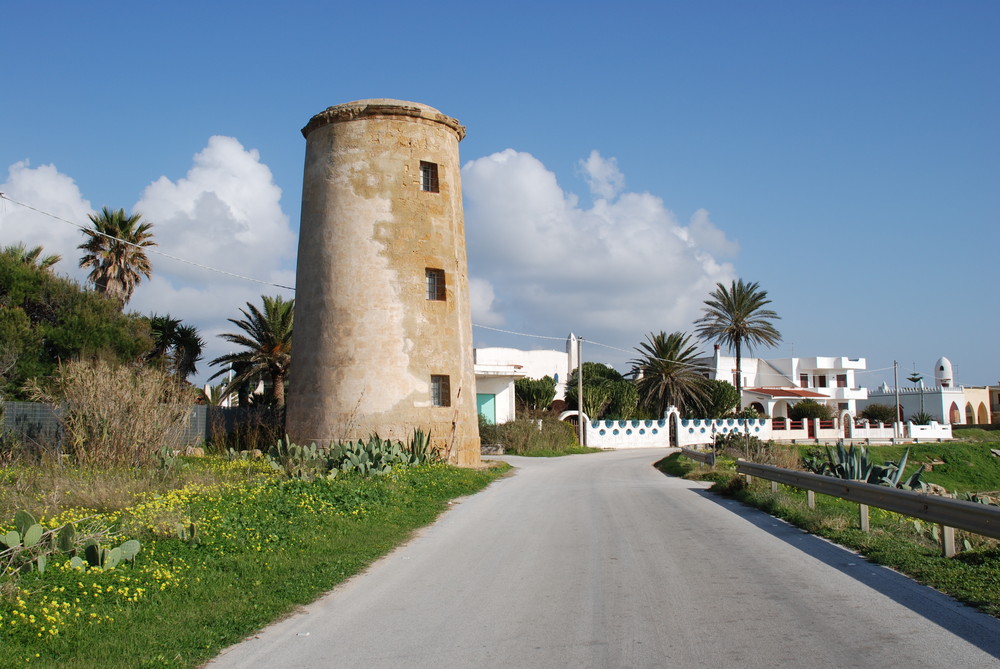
[209,295,294,407]
[694,279,782,398]
[199,382,227,406]
[147,315,204,382]
[78,206,155,309]
[630,331,711,418]
[173,324,205,381]
[1,242,61,271]
[148,314,181,362]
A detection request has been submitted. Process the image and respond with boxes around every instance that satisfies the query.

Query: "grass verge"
[654,451,736,484]
[0,460,509,668]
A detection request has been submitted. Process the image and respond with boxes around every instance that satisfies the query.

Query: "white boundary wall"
[569,407,953,449]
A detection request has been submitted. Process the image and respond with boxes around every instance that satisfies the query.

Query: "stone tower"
[286,99,480,466]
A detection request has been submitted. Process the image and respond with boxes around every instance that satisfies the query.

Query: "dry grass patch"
[25,359,195,468]
[0,458,272,525]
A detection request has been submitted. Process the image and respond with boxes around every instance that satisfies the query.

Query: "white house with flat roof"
[473,334,578,424]
[697,345,868,417]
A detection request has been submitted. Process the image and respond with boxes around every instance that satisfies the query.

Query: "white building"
[473,334,577,424]
[857,356,994,425]
[698,346,868,417]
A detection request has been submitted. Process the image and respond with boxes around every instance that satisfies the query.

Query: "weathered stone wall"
[287,99,481,466]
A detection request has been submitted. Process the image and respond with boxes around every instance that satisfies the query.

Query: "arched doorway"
[750,402,766,416]
[663,407,683,448]
[978,403,989,424]
[966,403,976,425]
[949,402,961,424]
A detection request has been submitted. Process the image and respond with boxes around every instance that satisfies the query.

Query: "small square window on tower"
[431,375,451,407]
[420,161,439,192]
[426,268,446,301]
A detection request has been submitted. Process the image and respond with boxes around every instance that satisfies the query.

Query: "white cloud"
[128,136,296,380]
[578,150,626,200]
[462,149,737,369]
[2,141,738,382]
[133,136,294,284]
[469,276,503,326]
[686,208,740,258]
[0,138,297,385]
[0,161,93,279]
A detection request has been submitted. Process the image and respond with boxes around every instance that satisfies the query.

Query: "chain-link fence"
[1,402,276,450]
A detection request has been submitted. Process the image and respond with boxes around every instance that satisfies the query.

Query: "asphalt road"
[207,448,1000,668]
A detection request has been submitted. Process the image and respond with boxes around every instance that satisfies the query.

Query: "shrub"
[705,380,740,418]
[729,406,764,420]
[515,376,557,412]
[478,412,502,445]
[860,403,898,424]
[714,433,798,468]
[208,405,284,454]
[488,418,578,455]
[565,362,638,420]
[788,399,833,421]
[27,359,195,467]
[0,254,150,399]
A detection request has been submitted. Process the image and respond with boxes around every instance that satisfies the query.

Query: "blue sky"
[1,1,997,389]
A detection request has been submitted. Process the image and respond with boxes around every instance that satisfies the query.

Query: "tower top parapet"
[301,98,466,140]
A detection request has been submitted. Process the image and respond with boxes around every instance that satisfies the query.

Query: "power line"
[4,194,899,379]
[472,324,567,342]
[0,193,295,291]
[472,323,902,377]
[473,324,711,370]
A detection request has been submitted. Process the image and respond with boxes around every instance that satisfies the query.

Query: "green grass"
[798,441,1000,494]
[655,452,737,483]
[953,428,1000,442]
[0,461,509,668]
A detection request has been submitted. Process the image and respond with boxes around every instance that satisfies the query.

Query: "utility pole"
[893,360,900,440]
[907,366,925,418]
[577,336,585,447]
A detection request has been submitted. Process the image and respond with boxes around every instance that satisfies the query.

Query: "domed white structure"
[934,357,954,388]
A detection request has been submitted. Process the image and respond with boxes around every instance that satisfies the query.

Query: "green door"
[477,394,496,424]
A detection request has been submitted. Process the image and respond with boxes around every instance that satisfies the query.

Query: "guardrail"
[680,447,716,467]
[736,460,1000,557]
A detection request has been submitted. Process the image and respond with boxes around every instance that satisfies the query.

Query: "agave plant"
[803,444,924,490]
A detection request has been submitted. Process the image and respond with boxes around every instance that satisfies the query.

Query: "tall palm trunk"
[735,340,743,400]
[272,372,286,408]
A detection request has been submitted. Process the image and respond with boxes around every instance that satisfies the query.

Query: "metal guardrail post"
[941,525,956,558]
[680,447,716,467]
